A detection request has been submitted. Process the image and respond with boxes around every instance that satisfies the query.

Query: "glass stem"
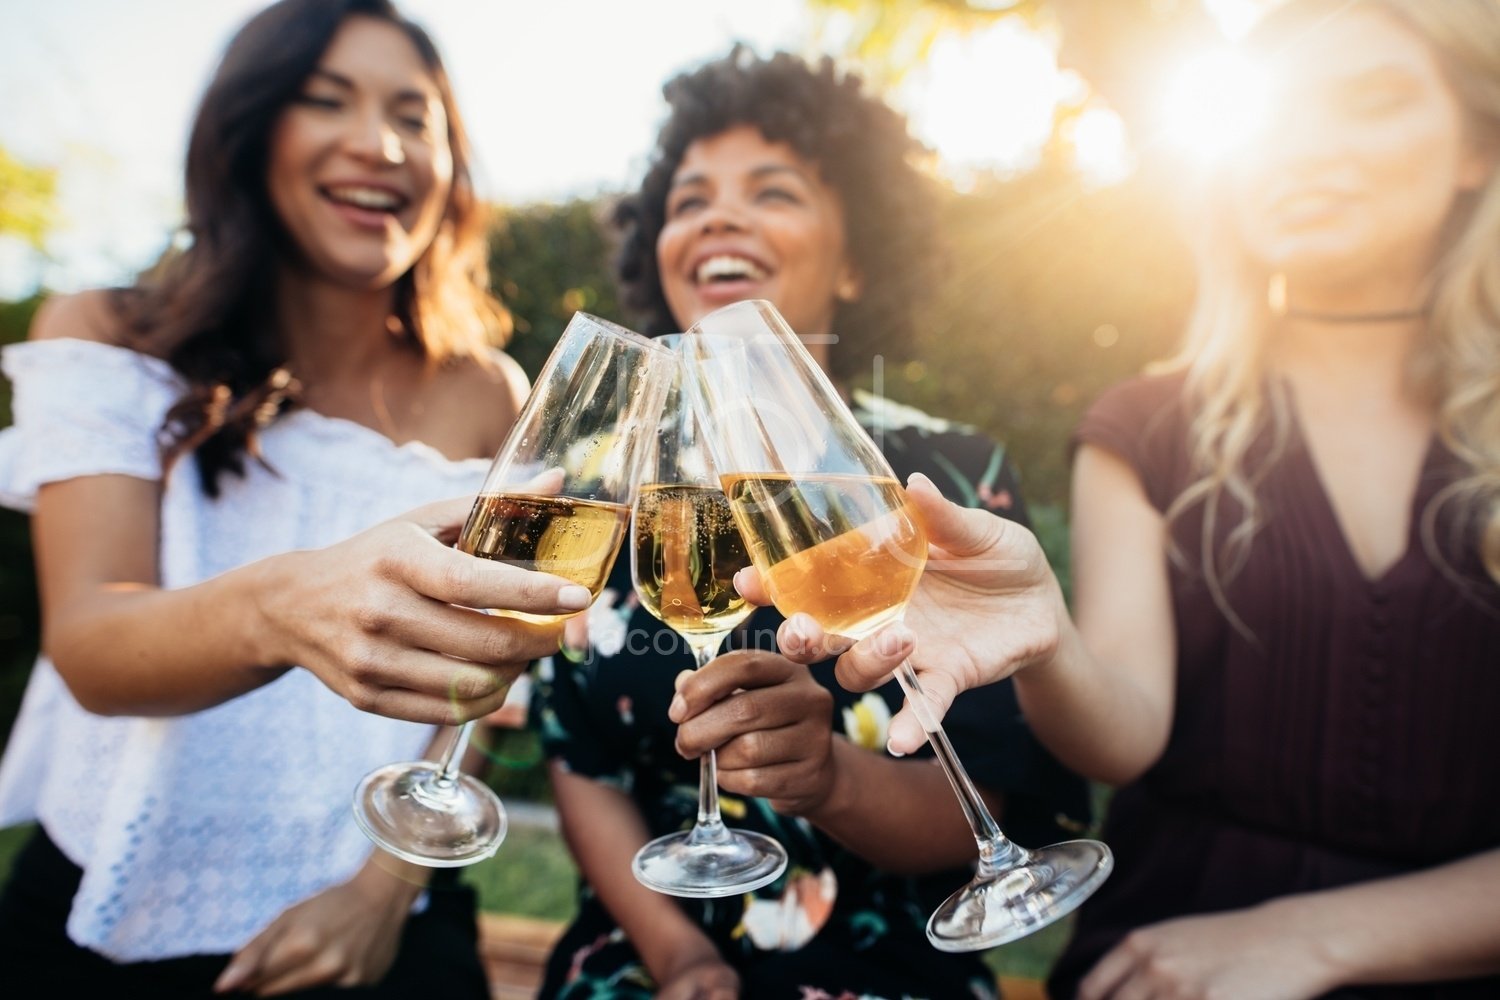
[431,720,476,792]
[686,641,730,846]
[892,656,1030,876]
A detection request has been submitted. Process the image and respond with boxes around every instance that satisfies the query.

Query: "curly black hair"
[614,46,941,382]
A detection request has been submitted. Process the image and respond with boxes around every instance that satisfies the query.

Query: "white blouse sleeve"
[0,338,186,511]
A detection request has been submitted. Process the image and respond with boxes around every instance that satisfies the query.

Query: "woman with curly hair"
[532,47,1090,999]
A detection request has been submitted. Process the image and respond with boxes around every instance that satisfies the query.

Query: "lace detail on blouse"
[0,339,491,961]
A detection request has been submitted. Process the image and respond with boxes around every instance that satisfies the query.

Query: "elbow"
[1090,758,1152,788]
[1080,735,1169,788]
[43,636,133,717]
[48,658,126,716]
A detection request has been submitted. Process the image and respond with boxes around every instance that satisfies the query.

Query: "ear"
[835,262,863,304]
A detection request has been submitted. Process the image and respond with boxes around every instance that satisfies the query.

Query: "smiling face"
[266,15,453,289]
[1230,9,1493,298]
[656,125,860,349]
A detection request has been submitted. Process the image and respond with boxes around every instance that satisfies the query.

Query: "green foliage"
[0,148,58,249]
[855,160,1191,507]
[0,296,41,750]
[488,199,622,381]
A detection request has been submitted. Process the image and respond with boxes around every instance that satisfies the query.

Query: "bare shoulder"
[29,289,129,345]
[439,348,532,453]
[478,347,530,402]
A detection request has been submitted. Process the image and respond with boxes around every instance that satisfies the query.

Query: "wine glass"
[353,312,673,867]
[678,299,1113,950]
[628,336,789,897]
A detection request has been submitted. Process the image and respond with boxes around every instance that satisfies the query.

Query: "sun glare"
[1067,105,1133,187]
[1158,47,1269,164]
[899,19,1074,186]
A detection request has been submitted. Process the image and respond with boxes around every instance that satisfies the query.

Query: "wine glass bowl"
[353,312,672,867]
[679,299,1113,948]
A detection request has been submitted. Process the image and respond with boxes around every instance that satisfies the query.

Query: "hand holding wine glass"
[628,340,788,896]
[679,299,1112,951]
[352,312,672,867]
[734,471,1069,756]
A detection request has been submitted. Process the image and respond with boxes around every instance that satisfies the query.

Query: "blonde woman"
[755,1,1500,997]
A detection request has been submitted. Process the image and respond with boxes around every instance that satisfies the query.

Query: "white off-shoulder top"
[0,338,491,961]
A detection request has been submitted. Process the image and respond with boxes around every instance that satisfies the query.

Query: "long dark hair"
[118,0,507,496]
[614,46,941,383]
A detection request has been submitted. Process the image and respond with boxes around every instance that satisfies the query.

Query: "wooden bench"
[477,913,1048,999]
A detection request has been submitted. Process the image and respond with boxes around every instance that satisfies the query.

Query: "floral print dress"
[533,395,1091,1000]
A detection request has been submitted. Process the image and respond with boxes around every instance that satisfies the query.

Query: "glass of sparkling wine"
[629,336,789,897]
[678,300,1113,949]
[353,312,673,867]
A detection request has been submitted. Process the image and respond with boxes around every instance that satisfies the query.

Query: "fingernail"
[668,693,686,722]
[887,741,906,758]
[784,614,813,652]
[673,669,693,691]
[907,472,935,493]
[558,585,592,611]
[733,568,752,594]
[214,965,243,992]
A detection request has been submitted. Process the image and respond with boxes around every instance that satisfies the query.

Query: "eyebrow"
[307,68,433,105]
[670,162,812,190]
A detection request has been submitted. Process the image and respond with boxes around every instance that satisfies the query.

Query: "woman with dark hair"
[533,47,1090,999]
[0,1,585,994]
[761,2,1500,997]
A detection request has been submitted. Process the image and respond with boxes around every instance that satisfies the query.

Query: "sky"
[0,0,1260,299]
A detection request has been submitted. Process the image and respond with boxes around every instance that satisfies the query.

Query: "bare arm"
[549,765,737,992]
[1013,444,1176,784]
[1078,847,1500,999]
[27,294,583,721]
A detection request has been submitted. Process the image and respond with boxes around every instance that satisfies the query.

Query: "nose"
[343,106,406,167]
[696,196,749,235]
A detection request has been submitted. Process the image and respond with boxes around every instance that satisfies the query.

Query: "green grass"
[461,823,578,921]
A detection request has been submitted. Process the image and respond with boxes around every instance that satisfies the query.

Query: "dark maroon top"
[1050,373,1500,1000]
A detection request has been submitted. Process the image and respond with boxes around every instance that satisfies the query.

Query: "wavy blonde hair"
[1160,0,1500,623]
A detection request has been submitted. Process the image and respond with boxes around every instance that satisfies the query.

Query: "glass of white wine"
[353,312,673,867]
[678,299,1113,950]
[629,336,789,897]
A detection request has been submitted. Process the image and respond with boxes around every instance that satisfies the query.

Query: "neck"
[275,266,405,384]
[1273,312,1424,401]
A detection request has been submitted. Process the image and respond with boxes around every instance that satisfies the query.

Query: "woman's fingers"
[668,650,796,719]
[394,543,592,617]
[733,566,770,606]
[829,623,914,692]
[379,600,562,677]
[777,613,853,664]
[341,677,513,726]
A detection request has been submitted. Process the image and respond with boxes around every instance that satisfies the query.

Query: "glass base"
[633,827,788,899]
[927,839,1114,952]
[353,761,507,868]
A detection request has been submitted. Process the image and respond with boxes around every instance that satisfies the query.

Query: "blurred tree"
[487,198,621,381]
[0,146,58,249]
[807,0,1221,140]
[0,296,42,750]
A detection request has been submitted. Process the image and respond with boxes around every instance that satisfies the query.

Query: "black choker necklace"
[1282,306,1428,324]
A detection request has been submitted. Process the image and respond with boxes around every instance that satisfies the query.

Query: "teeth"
[696,255,768,284]
[326,186,403,211]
